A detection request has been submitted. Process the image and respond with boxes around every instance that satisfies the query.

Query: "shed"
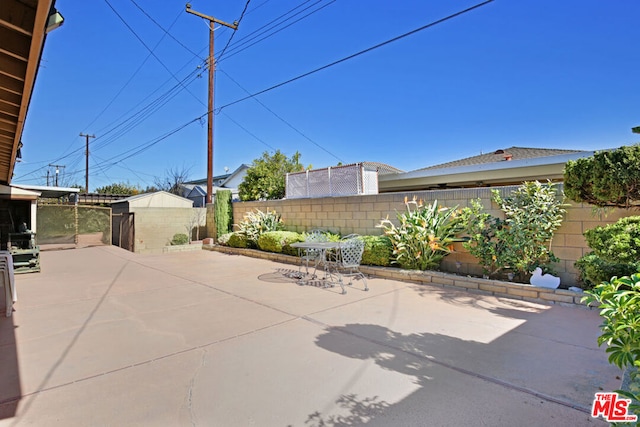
[111,192,204,254]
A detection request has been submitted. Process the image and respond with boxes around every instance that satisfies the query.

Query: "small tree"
[238,150,304,201]
[460,181,566,281]
[214,190,233,239]
[564,144,640,208]
[154,166,192,196]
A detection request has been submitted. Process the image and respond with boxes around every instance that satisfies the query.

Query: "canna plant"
[378,197,464,270]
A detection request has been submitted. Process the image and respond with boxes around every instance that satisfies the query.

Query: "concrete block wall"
[231,186,636,287]
[132,207,206,254]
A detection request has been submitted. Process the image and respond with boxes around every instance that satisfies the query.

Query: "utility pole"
[48,164,65,187]
[186,3,238,204]
[79,133,95,193]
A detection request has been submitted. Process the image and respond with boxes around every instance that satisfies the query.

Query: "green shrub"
[227,232,248,248]
[236,209,284,248]
[214,190,233,237]
[575,216,640,288]
[582,273,640,418]
[257,231,302,254]
[217,232,233,246]
[460,181,565,281]
[575,253,640,289]
[378,197,464,270]
[170,233,189,245]
[361,235,393,267]
[565,144,640,208]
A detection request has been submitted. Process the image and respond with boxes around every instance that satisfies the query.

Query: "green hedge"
[257,231,303,255]
[227,232,248,248]
[361,235,393,267]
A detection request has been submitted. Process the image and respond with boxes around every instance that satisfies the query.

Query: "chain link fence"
[37,205,111,246]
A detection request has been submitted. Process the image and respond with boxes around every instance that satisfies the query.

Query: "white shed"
[111,191,205,254]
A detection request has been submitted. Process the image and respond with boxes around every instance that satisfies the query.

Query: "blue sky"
[14,0,640,191]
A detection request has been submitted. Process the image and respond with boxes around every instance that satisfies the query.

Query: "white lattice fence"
[286,163,378,199]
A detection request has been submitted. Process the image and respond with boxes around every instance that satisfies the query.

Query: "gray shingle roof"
[418,147,587,171]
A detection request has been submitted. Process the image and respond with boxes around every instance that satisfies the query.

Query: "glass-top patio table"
[289,240,368,294]
[290,241,341,282]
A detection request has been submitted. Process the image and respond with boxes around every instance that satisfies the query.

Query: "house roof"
[418,147,585,171]
[361,162,404,175]
[185,164,249,187]
[0,0,61,185]
[111,191,193,207]
[378,147,595,192]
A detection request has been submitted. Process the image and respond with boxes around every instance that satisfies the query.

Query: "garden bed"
[203,244,587,307]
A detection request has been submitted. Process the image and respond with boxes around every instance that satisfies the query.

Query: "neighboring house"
[378,147,595,192]
[183,164,249,203]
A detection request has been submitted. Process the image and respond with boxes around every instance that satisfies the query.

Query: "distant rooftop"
[418,147,586,171]
[361,162,404,175]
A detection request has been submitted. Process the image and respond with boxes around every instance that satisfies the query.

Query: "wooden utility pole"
[48,164,65,186]
[185,3,238,204]
[79,133,95,192]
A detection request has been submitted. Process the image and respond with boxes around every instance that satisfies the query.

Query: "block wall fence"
[227,185,633,287]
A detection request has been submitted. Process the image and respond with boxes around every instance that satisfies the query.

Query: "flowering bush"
[378,197,464,270]
[583,274,640,418]
[236,208,284,248]
[460,181,565,281]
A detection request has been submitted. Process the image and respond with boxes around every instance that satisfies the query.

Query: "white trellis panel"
[286,163,379,199]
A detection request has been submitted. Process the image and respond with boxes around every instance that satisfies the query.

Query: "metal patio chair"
[299,229,328,277]
[331,237,368,294]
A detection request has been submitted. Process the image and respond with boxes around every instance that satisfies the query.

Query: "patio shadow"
[305,319,616,426]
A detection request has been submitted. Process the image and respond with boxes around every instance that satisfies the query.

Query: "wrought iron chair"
[331,237,368,294]
[299,229,328,277]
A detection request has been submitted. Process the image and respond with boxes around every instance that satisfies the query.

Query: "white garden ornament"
[530,267,561,289]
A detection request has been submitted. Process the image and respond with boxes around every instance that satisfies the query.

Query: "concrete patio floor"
[0,246,622,426]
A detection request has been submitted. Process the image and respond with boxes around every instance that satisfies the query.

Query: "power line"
[129,0,204,60]
[104,0,204,107]
[219,68,343,162]
[217,0,495,111]
[216,0,252,62]
[220,111,277,151]
[81,7,186,133]
[216,0,336,63]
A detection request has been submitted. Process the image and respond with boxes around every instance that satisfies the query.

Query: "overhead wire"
[15,0,336,183]
[216,0,252,62]
[104,0,205,109]
[216,0,495,112]
[218,68,343,162]
[216,0,336,63]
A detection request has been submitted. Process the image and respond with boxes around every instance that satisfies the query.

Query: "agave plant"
[378,197,464,270]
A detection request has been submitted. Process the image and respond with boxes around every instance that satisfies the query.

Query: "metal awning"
[12,183,78,199]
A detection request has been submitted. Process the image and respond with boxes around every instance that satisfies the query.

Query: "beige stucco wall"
[230,185,635,287]
[132,207,206,254]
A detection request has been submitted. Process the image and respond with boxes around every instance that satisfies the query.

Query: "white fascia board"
[379,152,595,183]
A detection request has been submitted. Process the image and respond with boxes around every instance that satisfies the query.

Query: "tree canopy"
[238,150,304,201]
[564,144,640,208]
[94,182,141,195]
